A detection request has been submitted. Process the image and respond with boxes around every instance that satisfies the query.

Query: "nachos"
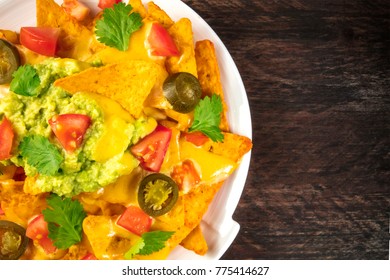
[0,0,252,260]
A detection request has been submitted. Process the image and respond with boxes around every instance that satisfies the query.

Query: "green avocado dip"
[0,58,153,197]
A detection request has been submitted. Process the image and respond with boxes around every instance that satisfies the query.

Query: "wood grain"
[182,0,390,259]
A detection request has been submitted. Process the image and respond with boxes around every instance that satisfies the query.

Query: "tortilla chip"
[36,0,101,60]
[165,18,198,77]
[155,196,185,230]
[61,244,89,260]
[180,225,208,255]
[195,40,229,131]
[128,0,148,18]
[0,180,47,227]
[146,2,174,29]
[183,181,223,228]
[83,215,135,260]
[202,132,253,163]
[55,60,167,118]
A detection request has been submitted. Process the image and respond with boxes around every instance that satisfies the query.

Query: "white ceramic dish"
[0,0,252,260]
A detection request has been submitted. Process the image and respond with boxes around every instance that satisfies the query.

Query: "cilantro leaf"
[42,194,86,250]
[124,231,174,259]
[124,238,145,260]
[9,65,40,96]
[189,94,224,142]
[19,135,63,176]
[95,3,143,51]
[138,231,174,255]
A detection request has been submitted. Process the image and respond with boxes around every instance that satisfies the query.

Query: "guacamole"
[0,58,152,196]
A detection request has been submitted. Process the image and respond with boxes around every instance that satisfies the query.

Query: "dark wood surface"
[182,0,390,259]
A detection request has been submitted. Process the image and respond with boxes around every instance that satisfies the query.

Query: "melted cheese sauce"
[179,140,237,184]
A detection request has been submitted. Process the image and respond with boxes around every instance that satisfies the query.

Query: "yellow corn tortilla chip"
[154,196,185,231]
[146,2,174,29]
[54,60,168,118]
[36,0,101,60]
[195,40,229,131]
[180,225,208,255]
[0,180,47,228]
[165,18,198,77]
[128,0,148,18]
[83,215,135,260]
[61,244,89,260]
[202,132,253,163]
[183,181,224,229]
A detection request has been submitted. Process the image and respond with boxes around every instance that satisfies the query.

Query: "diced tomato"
[81,252,98,260]
[48,114,91,153]
[98,0,122,9]
[117,206,152,236]
[147,22,180,57]
[26,214,57,254]
[183,131,209,146]
[26,215,49,240]
[62,0,90,21]
[171,159,200,193]
[0,117,14,160]
[131,125,172,172]
[38,237,57,254]
[20,27,60,57]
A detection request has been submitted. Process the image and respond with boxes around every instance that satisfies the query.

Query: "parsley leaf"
[95,3,143,51]
[189,94,224,142]
[19,135,63,176]
[42,194,86,250]
[9,65,40,96]
[124,231,174,259]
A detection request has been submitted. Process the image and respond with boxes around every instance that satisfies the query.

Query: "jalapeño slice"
[138,173,179,217]
[163,72,202,113]
[0,220,29,260]
[0,38,21,84]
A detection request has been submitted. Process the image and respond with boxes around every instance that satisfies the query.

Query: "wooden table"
[182,0,390,259]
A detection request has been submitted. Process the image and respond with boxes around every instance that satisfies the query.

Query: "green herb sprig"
[42,194,86,250]
[95,3,143,51]
[10,65,40,96]
[124,230,174,259]
[189,94,224,142]
[19,135,63,176]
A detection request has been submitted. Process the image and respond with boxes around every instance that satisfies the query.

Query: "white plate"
[0,0,252,260]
